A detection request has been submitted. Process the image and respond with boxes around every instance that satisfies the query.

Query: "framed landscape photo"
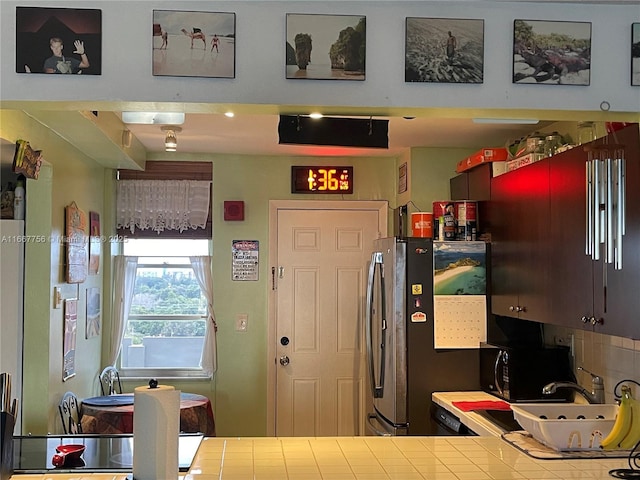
[286,13,366,80]
[15,6,102,74]
[633,23,640,86]
[513,19,591,85]
[405,17,484,83]
[153,10,236,78]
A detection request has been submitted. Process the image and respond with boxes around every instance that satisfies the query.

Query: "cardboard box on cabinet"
[456,148,509,173]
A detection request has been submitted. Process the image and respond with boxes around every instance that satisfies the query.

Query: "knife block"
[1,412,15,480]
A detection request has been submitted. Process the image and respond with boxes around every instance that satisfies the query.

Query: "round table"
[80,392,215,436]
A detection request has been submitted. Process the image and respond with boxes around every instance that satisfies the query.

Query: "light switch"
[236,313,248,332]
[53,287,62,309]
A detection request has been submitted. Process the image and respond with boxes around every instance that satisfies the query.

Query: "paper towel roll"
[133,383,180,480]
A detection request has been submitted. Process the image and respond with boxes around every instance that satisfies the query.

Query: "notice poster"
[232,240,259,281]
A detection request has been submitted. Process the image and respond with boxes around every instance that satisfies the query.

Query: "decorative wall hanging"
[152,10,236,78]
[63,298,78,381]
[86,287,101,338]
[15,6,102,75]
[13,139,42,179]
[286,13,366,80]
[512,19,591,85]
[632,23,640,86]
[89,211,100,275]
[65,202,88,284]
[405,17,484,83]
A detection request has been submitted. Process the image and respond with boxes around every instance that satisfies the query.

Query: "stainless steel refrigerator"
[365,237,482,435]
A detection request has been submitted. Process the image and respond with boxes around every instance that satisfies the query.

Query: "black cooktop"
[474,409,522,432]
[13,433,203,474]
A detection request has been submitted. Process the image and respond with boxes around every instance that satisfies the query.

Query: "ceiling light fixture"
[472,118,539,125]
[161,126,182,151]
[122,112,185,125]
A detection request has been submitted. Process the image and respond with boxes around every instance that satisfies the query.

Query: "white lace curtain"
[116,179,211,233]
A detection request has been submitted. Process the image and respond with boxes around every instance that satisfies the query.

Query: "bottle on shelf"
[13,177,25,220]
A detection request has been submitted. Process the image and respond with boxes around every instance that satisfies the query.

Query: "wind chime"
[585,139,626,270]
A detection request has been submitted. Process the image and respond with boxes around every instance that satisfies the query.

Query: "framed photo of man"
[15,6,102,75]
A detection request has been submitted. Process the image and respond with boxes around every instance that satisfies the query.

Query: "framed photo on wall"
[405,17,484,83]
[513,19,591,85]
[15,6,102,74]
[632,23,640,86]
[152,10,236,78]
[286,13,366,80]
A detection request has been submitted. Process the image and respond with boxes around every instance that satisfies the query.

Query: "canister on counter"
[432,201,449,240]
[411,212,433,238]
[455,201,478,241]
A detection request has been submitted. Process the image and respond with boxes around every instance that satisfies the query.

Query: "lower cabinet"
[489,124,640,339]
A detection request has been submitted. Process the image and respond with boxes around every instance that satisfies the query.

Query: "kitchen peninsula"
[9,435,633,479]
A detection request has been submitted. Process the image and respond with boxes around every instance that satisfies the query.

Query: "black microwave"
[479,342,576,403]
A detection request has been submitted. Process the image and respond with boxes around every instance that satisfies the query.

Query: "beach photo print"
[153,10,236,78]
[286,13,366,80]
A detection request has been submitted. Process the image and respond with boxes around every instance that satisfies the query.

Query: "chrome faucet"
[542,367,605,404]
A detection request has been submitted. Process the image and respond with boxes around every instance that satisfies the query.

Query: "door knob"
[279,355,290,366]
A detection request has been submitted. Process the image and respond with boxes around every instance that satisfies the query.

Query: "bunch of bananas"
[601,385,640,450]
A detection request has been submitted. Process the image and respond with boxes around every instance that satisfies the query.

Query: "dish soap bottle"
[13,177,25,220]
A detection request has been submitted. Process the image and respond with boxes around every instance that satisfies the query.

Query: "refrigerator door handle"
[365,252,385,398]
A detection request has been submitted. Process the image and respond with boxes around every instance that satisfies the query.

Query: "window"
[120,238,210,378]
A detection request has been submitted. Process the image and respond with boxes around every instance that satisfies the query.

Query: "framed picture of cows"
[286,13,366,80]
[512,19,591,86]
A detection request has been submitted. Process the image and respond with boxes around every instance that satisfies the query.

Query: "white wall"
[1,1,639,116]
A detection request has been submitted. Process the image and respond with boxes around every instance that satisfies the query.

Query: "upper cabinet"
[488,158,550,321]
[487,124,640,339]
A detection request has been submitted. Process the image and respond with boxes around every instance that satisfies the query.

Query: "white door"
[272,204,384,436]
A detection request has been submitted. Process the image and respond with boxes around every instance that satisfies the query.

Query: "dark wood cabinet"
[488,159,550,321]
[489,124,640,339]
[450,163,492,201]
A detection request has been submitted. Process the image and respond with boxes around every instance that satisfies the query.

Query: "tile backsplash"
[544,324,640,403]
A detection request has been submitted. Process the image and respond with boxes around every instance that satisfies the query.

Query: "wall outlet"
[554,334,574,358]
[236,313,248,332]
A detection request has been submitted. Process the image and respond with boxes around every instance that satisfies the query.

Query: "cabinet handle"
[581,316,590,324]
[591,317,603,326]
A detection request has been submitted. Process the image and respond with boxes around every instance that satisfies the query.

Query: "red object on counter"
[452,400,511,412]
[52,444,85,467]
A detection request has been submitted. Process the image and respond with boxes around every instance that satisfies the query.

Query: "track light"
[161,126,182,152]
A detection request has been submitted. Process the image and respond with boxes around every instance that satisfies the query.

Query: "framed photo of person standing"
[15,6,102,75]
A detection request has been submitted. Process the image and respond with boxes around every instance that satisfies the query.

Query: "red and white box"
[456,147,509,173]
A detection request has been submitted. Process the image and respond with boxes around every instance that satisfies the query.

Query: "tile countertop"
[9,435,634,480]
[432,390,513,437]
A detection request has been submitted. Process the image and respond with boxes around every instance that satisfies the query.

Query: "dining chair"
[58,391,83,434]
[99,366,123,395]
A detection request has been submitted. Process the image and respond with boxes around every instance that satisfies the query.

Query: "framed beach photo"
[286,13,366,80]
[405,17,484,83]
[153,10,236,78]
[513,19,591,85]
[15,6,102,75]
[632,23,640,86]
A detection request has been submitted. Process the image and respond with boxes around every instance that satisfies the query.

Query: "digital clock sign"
[291,166,354,194]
